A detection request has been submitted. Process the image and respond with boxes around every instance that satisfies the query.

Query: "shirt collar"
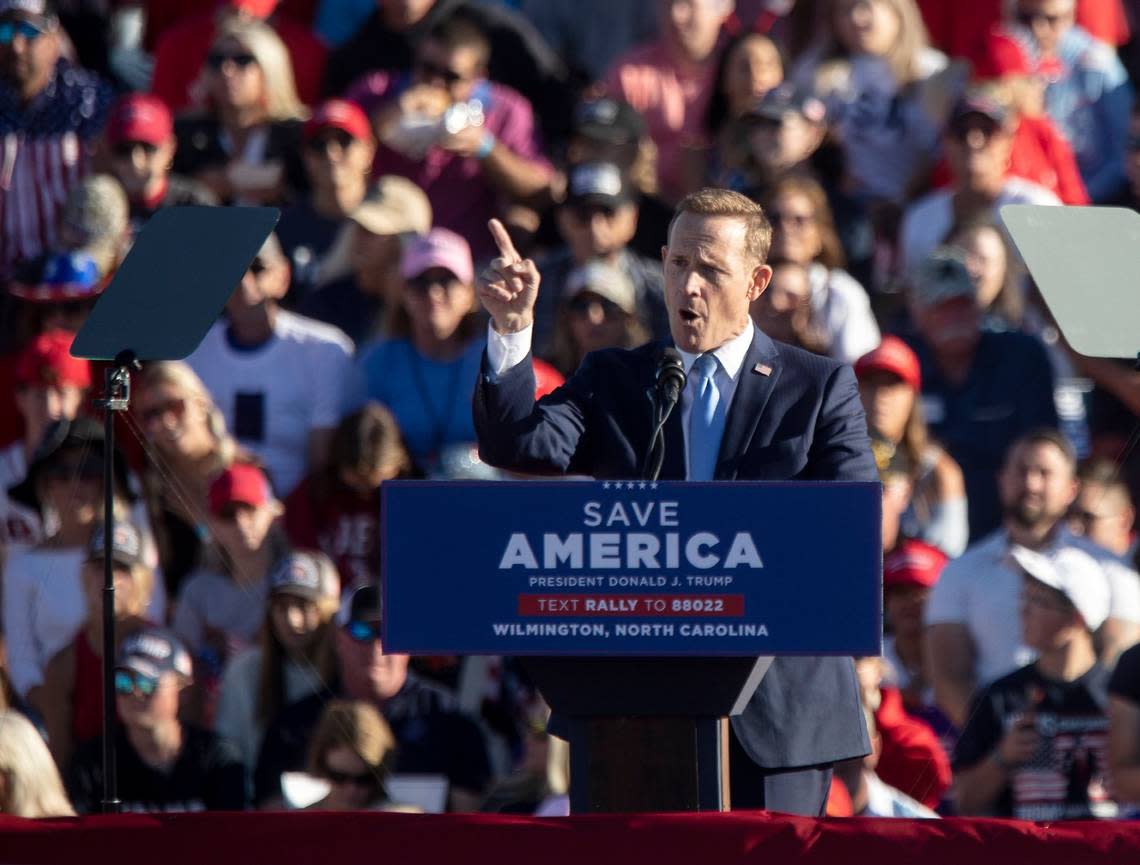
[677,318,754,382]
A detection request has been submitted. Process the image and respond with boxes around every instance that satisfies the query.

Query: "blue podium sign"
[381,480,881,656]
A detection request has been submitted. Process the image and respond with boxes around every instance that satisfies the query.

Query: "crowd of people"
[0,0,1138,821]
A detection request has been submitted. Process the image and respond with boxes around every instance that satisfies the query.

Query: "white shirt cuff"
[486,321,533,378]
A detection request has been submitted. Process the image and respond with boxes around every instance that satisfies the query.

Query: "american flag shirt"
[953,663,1117,820]
[0,59,112,274]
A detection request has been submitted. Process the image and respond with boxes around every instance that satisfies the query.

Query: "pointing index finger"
[488,218,520,264]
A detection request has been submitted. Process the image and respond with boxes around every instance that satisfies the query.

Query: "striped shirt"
[0,59,113,274]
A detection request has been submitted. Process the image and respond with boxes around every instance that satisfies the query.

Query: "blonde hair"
[139,361,236,468]
[670,188,773,266]
[824,0,933,86]
[210,18,307,121]
[0,712,75,817]
[306,700,396,785]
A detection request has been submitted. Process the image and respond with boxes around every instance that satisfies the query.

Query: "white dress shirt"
[486,319,756,477]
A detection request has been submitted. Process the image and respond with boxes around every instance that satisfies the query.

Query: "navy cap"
[336,584,382,628]
[118,628,193,680]
[746,82,827,125]
[87,520,143,568]
[566,161,632,207]
[572,97,645,145]
[269,551,339,601]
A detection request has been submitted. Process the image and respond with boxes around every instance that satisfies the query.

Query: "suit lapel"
[715,329,781,480]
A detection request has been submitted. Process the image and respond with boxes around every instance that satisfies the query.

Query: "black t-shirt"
[275,198,348,305]
[67,725,246,815]
[297,277,385,347]
[253,675,492,806]
[1109,642,1140,703]
[953,663,1115,820]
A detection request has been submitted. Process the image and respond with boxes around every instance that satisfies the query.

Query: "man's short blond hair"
[669,188,773,266]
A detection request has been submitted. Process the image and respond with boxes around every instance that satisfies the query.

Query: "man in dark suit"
[473,188,878,815]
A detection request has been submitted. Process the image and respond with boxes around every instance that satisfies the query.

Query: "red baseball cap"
[884,540,948,590]
[208,462,272,514]
[105,94,174,146]
[854,336,921,392]
[972,27,1035,81]
[226,0,278,17]
[304,99,372,143]
[15,330,91,389]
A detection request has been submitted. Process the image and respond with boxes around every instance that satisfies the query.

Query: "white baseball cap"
[1010,545,1112,631]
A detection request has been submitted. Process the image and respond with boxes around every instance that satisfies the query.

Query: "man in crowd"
[0,0,113,273]
[277,99,377,303]
[296,175,432,346]
[349,15,552,261]
[0,330,90,547]
[604,0,733,204]
[254,585,493,811]
[1069,459,1136,559]
[953,545,1117,820]
[533,161,668,357]
[186,234,354,497]
[925,429,1140,731]
[899,92,1059,275]
[473,188,878,814]
[66,627,246,813]
[102,93,218,233]
[903,249,1057,540]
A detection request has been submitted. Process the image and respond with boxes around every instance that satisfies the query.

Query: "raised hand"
[477,218,540,334]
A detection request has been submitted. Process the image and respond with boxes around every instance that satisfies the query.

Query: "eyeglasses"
[1016,9,1071,27]
[0,19,46,44]
[114,668,159,698]
[140,396,187,426]
[324,766,377,787]
[567,294,623,318]
[346,620,382,643]
[415,59,465,86]
[206,52,257,71]
[112,141,160,160]
[768,210,815,230]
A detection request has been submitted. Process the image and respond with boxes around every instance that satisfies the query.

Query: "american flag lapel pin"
[753,363,773,377]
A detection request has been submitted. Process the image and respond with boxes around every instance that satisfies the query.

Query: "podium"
[381,480,881,813]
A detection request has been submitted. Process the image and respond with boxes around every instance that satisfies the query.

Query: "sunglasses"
[406,273,461,294]
[42,460,102,482]
[346,620,382,643]
[112,141,159,160]
[768,210,815,229]
[305,130,356,154]
[570,203,619,222]
[415,59,465,86]
[207,52,257,71]
[140,396,187,426]
[214,502,255,522]
[567,294,623,318]
[949,118,1001,142]
[1016,9,1070,27]
[325,766,377,786]
[0,19,46,44]
[115,668,159,698]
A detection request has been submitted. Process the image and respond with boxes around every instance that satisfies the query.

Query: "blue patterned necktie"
[688,352,726,481]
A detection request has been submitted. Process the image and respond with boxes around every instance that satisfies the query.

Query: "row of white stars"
[601,482,658,490]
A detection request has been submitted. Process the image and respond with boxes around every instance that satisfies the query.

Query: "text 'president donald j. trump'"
[473,187,878,815]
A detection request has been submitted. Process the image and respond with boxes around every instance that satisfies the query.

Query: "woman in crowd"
[33,520,155,769]
[173,462,289,724]
[215,550,339,784]
[4,418,151,700]
[750,260,829,355]
[284,403,413,593]
[549,261,648,377]
[353,229,484,476]
[174,18,307,205]
[0,711,75,818]
[947,219,1024,332]
[305,700,399,811]
[135,361,241,601]
[854,336,968,557]
[766,176,880,363]
[703,31,785,190]
[792,0,949,207]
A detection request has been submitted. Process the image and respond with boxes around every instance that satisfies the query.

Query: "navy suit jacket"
[474,327,878,769]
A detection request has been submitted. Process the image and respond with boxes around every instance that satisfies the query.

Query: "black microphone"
[656,346,686,414]
[643,347,687,481]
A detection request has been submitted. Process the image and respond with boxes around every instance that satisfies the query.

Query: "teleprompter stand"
[72,206,279,812]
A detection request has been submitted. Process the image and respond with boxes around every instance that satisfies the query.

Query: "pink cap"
[400,228,474,284]
[106,94,174,146]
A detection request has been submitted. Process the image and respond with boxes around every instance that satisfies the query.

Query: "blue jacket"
[474,327,878,769]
